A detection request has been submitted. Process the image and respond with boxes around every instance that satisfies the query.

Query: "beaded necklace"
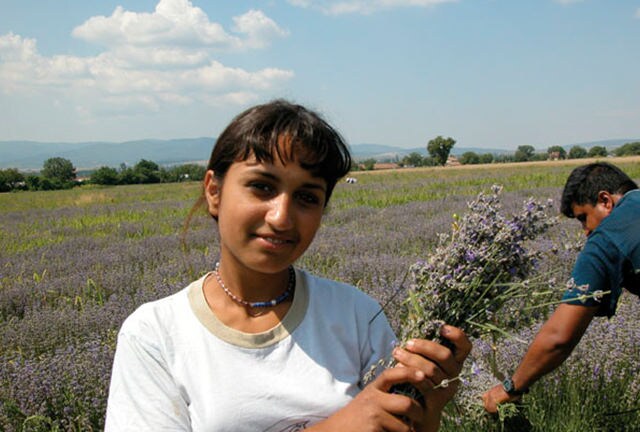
[214,262,295,311]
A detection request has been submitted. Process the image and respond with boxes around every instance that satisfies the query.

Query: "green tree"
[495,154,515,163]
[533,152,548,161]
[41,157,76,186]
[479,153,494,164]
[422,156,438,167]
[514,145,536,162]
[133,159,161,184]
[568,145,588,159]
[547,145,566,160]
[91,166,120,185]
[119,167,139,184]
[427,136,456,166]
[38,177,57,190]
[361,158,376,171]
[613,141,640,157]
[171,164,206,182]
[587,145,608,158]
[0,168,25,192]
[459,151,480,165]
[401,152,425,167]
[25,175,41,190]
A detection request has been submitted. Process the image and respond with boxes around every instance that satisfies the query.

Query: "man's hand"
[482,384,520,414]
[482,304,598,414]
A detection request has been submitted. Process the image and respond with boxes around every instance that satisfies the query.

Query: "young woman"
[105,100,471,432]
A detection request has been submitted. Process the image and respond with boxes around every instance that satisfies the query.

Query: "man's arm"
[483,303,598,413]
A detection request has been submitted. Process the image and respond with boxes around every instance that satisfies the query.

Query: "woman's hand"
[309,325,471,432]
[392,325,472,432]
[309,366,431,432]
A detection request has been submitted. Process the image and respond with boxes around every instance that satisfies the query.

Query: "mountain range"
[0,138,636,171]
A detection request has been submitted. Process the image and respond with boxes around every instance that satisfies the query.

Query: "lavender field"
[1,160,639,431]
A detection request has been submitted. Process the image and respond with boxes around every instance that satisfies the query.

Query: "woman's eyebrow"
[301,182,327,193]
[249,168,326,192]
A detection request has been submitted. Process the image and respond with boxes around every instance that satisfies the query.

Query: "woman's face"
[204,153,327,275]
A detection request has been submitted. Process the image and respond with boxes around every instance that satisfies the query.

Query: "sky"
[0,0,639,150]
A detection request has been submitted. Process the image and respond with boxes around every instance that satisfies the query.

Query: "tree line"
[360,139,639,170]
[2,141,639,191]
[356,136,459,170]
[0,157,206,192]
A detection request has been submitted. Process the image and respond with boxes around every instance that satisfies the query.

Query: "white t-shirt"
[105,268,397,432]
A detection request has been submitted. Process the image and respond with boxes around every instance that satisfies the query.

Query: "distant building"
[372,162,400,170]
[446,155,460,166]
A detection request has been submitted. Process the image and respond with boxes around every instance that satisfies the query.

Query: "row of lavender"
[1,167,638,430]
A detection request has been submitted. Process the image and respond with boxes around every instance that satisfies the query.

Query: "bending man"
[483,161,639,411]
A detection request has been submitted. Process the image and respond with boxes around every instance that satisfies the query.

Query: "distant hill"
[0,138,214,170]
[1,137,638,170]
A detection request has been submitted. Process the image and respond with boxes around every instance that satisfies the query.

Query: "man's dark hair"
[561,162,638,217]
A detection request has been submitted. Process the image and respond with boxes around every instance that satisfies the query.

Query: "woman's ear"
[204,170,221,218]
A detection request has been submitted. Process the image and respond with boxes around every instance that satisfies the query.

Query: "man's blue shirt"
[562,189,640,317]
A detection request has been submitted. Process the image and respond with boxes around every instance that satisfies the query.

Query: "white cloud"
[73,1,233,48]
[287,0,456,15]
[107,46,210,69]
[200,91,261,107]
[71,1,287,51]
[0,0,292,120]
[181,61,293,92]
[0,33,92,92]
[553,0,584,5]
[232,10,290,49]
[0,32,37,61]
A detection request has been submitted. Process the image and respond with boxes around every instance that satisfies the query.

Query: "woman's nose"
[265,194,294,230]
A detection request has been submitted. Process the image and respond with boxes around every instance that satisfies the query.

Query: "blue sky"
[0,0,639,150]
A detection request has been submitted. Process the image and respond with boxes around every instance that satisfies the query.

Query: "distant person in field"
[104,99,471,432]
[483,162,639,412]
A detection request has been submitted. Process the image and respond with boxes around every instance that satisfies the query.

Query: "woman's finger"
[366,368,427,427]
[440,325,472,364]
[371,363,429,392]
[400,338,459,377]
[392,345,448,385]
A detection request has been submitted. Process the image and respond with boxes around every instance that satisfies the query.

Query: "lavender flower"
[364,185,560,411]
[399,185,556,343]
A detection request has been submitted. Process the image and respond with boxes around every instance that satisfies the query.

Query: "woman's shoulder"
[118,276,204,336]
[298,268,382,311]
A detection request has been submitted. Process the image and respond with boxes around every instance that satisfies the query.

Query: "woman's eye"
[296,191,321,206]
[249,182,273,194]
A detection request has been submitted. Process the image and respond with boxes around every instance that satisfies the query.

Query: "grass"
[0,157,639,431]
[331,157,640,209]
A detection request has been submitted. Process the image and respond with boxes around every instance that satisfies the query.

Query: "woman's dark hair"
[560,162,638,217]
[207,99,351,205]
[183,100,352,239]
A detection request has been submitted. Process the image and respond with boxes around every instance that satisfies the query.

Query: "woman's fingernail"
[406,339,415,348]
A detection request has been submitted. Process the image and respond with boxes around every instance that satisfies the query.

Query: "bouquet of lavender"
[364,185,558,404]
[399,185,556,343]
